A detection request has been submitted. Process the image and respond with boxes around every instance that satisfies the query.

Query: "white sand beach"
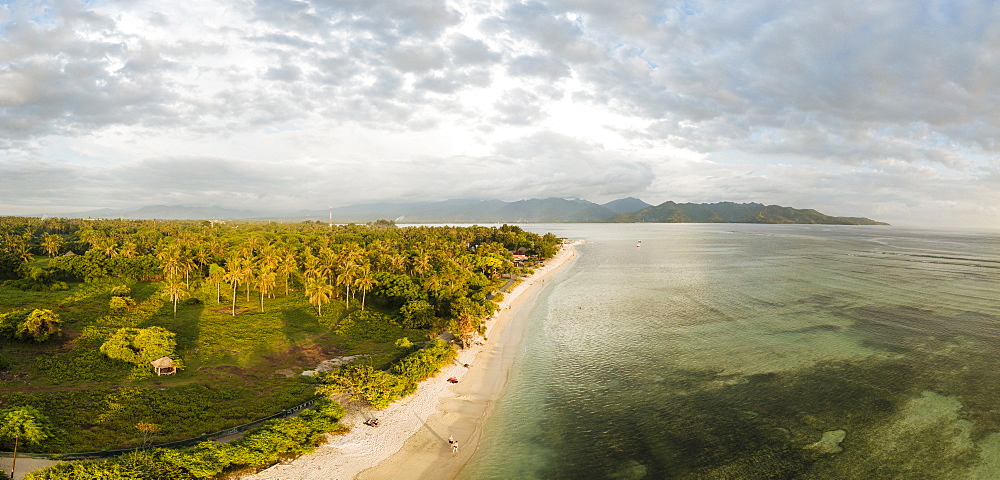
[248,240,581,480]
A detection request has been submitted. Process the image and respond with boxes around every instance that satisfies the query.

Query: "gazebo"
[151,356,176,376]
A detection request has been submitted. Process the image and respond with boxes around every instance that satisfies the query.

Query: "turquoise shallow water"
[461,224,1000,479]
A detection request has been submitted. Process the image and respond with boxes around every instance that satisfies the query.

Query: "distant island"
[608,200,888,225]
[30,197,888,225]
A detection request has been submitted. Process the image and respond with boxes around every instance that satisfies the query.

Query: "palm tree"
[367,240,389,272]
[207,264,227,304]
[411,247,432,278]
[257,268,277,312]
[337,263,359,310]
[118,239,138,258]
[78,228,103,250]
[305,277,334,316]
[9,239,32,264]
[163,279,187,319]
[277,251,298,296]
[194,248,211,274]
[354,264,378,311]
[95,237,118,258]
[303,252,321,281]
[318,247,337,286]
[225,258,247,316]
[387,252,407,274]
[158,246,183,281]
[206,237,227,260]
[0,406,53,478]
[258,244,280,273]
[229,247,255,302]
[16,242,33,263]
[245,236,265,255]
[180,255,197,288]
[423,273,446,302]
[41,233,63,257]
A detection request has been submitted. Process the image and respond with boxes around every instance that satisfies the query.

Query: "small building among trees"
[151,356,176,376]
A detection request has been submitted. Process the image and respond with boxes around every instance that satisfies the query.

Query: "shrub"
[17,309,62,342]
[318,341,457,411]
[100,327,176,365]
[334,310,402,342]
[371,272,424,307]
[317,364,415,409]
[0,251,23,280]
[109,296,136,313]
[309,398,346,422]
[2,278,66,292]
[109,285,132,297]
[26,400,347,480]
[0,310,29,339]
[389,340,457,383]
[399,299,436,329]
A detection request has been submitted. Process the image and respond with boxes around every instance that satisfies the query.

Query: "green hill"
[40,198,888,225]
[611,202,888,225]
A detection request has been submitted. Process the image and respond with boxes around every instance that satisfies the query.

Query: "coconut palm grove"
[0,216,560,478]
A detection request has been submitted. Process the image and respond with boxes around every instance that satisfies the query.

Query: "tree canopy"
[17,309,62,342]
[100,327,177,365]
[0,215,563,461]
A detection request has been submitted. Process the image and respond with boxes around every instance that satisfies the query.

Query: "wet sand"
[249,241,580,480]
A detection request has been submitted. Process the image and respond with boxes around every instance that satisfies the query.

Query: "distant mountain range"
[609,201,888,225]
[35,198,888,225]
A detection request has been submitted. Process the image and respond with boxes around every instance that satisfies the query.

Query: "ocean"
[461,224,1000,479]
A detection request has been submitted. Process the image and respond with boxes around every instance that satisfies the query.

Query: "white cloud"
[0,0,998,227]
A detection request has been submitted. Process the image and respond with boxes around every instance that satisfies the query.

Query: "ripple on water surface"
[464,225,1000,479]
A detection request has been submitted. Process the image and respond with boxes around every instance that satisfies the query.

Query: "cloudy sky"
[2,0,999,227]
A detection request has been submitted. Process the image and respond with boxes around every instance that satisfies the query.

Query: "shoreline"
[248,240,582,480]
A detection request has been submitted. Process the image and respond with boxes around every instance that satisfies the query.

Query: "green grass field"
[0,261,418,453]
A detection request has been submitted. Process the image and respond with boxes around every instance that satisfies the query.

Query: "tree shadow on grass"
[281,307,322,345]
[143,296,203,353]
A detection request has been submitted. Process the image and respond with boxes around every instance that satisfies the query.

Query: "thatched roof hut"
[151,356,176,376]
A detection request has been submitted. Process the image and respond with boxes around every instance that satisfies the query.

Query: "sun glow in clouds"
[1,0,999,227]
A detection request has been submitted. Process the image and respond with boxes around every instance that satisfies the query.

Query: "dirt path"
[0,456,63,480]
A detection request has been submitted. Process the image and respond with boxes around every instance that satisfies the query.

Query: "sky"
[1,0,999,227]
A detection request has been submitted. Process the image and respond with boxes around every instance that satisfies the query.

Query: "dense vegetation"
[24,398,347,479]
[609,201,889,225]
[0,216,560,462]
